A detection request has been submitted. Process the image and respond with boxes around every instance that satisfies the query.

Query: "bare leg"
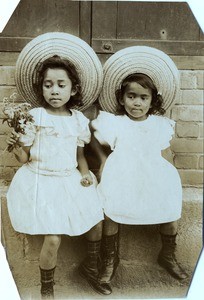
[103,215,119,236]
[40,235,61,269]
[85,221,103,241]
[160,220,178,235]
[39,235,61,298]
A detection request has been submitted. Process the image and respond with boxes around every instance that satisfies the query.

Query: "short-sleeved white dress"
[92,111,182,225]
[7,107,104,236]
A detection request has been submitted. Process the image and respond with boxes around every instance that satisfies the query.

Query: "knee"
[45,235,61,250]
[91,221,103,234]
[160,221,178,235]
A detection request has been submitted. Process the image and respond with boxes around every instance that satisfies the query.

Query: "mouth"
[132,109,142,112]
[50,98,61,101]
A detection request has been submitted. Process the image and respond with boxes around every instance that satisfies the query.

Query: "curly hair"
[115,73,165,116]
[34,55,83,109]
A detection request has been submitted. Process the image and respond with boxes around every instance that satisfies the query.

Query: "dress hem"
[104,214,181,225]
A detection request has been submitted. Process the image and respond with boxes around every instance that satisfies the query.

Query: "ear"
[71,86,78,96]
[119,97,124,106]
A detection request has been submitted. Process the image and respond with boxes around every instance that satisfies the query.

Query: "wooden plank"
[92,39,204,56]
[97,53,204,70]
[92,1,117,39]
[79,1,91,44]
[169,56,204,70]
[0,52,19,66]
[117,2,201,40]
[0,0,79,38]
[0,37,31,52]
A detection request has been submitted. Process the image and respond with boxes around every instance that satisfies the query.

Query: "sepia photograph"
[0,1,203,299]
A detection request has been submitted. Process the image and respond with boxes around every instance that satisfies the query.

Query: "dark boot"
[79,240,112,295]
[99,233,120,284]
[40,266,55,299]
[157,233,188,280]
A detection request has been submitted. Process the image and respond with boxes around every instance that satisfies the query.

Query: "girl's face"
[120,82,152,121]
[42,68,76,111]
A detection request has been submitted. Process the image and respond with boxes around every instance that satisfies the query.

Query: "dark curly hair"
[115,73,165,115]
[34,55,83,109]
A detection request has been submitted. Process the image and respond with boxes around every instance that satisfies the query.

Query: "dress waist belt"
[27,162,76,177]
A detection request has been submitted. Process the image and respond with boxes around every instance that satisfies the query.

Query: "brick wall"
[171,71,203,187]
[0,66,203,187]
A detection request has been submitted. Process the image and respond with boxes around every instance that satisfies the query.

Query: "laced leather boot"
[99,233,119,285]
[79,240,112,295]
[40,266,55,299]
[157,233,188,280]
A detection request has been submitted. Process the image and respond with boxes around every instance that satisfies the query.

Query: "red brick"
[181,90,203,105]
[199,156,203,169]
[0,87,22,103]
[178,169,203,186]
[171,138,203,153]
[0,66,15,85]
[176,122,199,138]
[196,71,204,89]
[0,150,21,167]
[174,155,198,169]
[0,121,11,135]
[199,123,203,138]
[0,167,16,181]
[172,106,203,122]
[0,136,8,151]
[180,71,197,89]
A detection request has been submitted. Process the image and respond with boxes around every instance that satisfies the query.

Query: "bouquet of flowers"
[2,93,35,152]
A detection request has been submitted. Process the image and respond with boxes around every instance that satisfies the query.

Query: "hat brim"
[15,32,103,111]
[99,46,180,113]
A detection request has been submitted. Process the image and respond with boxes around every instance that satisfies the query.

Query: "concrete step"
[1,186,203,299]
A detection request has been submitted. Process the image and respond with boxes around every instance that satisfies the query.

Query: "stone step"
[1,189,202,299]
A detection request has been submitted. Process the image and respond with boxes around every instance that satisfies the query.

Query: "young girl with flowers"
[90,46,188,293]
[5,32,110,299]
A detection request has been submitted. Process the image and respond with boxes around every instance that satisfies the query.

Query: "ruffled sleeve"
[159,117,175,150]
[75,111,91,147]
[18,108,38,146]
[91,111,117,150]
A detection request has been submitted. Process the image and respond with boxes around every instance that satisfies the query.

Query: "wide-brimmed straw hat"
[15,32,103,111]
[99,46,180,113]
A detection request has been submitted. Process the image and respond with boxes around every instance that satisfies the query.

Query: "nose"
[51,85,59,94]
[133,97,142,106]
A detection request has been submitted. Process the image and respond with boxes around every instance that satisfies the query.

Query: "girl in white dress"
[90,46,188,293]
[6,32,110,298]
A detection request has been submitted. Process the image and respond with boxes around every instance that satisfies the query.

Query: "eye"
[59,84,66,88]
[127,93,134,99]
[44,83,51,88]
[43,81,52,88]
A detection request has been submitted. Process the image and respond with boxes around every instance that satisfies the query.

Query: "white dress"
[92,111,182,225]
[7,107,104,235]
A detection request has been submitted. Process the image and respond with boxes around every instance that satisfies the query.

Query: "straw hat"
[99,46,180,113]
[15,32,103,111]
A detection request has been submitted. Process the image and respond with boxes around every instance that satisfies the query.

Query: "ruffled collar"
[30,107,81,137]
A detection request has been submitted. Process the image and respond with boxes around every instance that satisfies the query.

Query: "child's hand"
[6,130,21,152]
[80,173,93,187]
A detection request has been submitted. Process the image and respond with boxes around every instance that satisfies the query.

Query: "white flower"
[3,107,15,119]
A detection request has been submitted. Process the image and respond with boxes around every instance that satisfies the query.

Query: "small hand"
[6,130,20,152]
[80,173,93,187]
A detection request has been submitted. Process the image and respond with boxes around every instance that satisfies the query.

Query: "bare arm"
[6,130,31,163]
[77,146,93,187]
[12,146,31,163]
[89,134,111,181]
[161,147,174,165]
